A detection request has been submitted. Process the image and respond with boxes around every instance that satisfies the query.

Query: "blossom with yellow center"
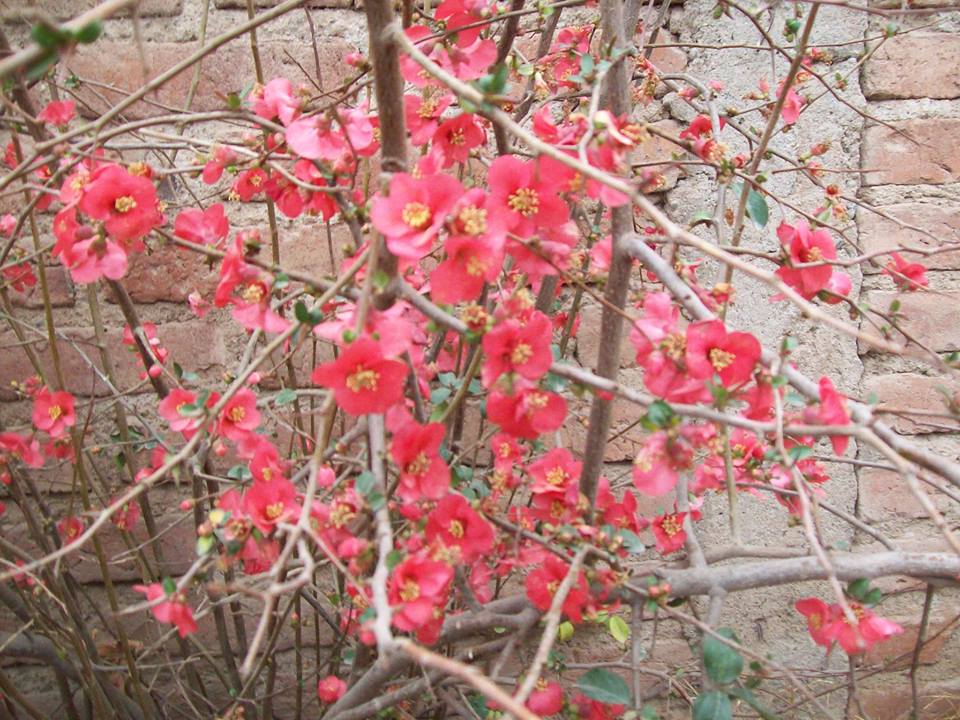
[48,404,63,421]
[346,367,379,393]
[242,283,266,304]
[545,467,566,486]
[458,206,487,236]
[510,342,533,365]
[401,201,431,229]
[114,196,137,213]
[660,333,686,362]
[406,452,431,477]
[265,502,284,520]
[661,515,682,536]
[228,406,246,423]
[709,347,735,371]
[448,128,466,146]
[465,256,487,277]
[399,579,420,602]
[447,519,464,539]
[507,187,540,217]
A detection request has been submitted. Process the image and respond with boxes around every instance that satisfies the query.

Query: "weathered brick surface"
[862,119,960,186]
[864,33,960,100]
[575,303,636,369]
[2,0,183,19]
[859,203,960,271]
[862,373,960,434]
[119,243,220,303]
[66,39,357,119]
[0,320,226,398]
[636,119,683,191]
[863,291,960,351]
[214,0,353,7]
[859,468,938,521]
[865,611,957,668]
[9,265,75,308]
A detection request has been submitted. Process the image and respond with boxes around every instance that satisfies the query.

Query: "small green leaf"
[30,23,70,50]
[161,576,177,595]
[275,388,297,406]
[703,628,743,685]
[616,529,645,554]
[430,387,452,405]
[577,668,631,706]
[787,445,814,463]
[558,621,574,642]
[746,188,769,229]
[693,691,732,720]
[645,400,675,428]
[847,578,870,601]
[73,21,102,44]
[608,615,630,645]
[196,534,216,556]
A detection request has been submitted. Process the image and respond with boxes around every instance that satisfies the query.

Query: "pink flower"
[38,100,76,126]
[58,515,85,545]
[795,597,837,648]
[486,383,567,440]
[133,582,198,638]
[487,156,569,238]
[202,145,238,185]
[317,676,346,704]
[390,421,450,502]
[370,173,464,260]
[217,389,261,442]
[527,680,564,716]
[243,478,300,534]
[174,204,229,247]
[404,93,453,145]
[685,320,760,388]
[775,220,837,299]
[481,311,553,388]
[159,388,204,438]
[285,115,348,162]
[32,388,76,439]
[883,252,928,291]
[79,164,162,244]
[250,77,299,126]
[815,376,850,455]
[433,113,485,168]
[779,85,805,125]
[311,336,408,416]
[651,512,687,555]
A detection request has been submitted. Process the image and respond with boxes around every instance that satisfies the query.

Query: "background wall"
[0,0,959,717]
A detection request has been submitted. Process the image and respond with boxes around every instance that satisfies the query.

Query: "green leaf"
[577,668,631,706]
[690,210,715,228]
[746,189,769,229]
[787,445,813,463]
[355,471,376,497]
[30,23,70,50]
[476,63,509,96]
[703,628,743,685]
[161,576,177,595]
[645,400,675,428]
[608,615,630,645]
[73,21,102,44]
[558,621,574,642]
[430,387,452,405]
[693,691,732,720]
[196,534,216,556]
[847,578,870,601]
[275,388,297,406]
[616,529,645,554]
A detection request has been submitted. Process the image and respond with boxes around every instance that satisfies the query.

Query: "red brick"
[863,291,960,351]
[647,30,687,76]
[858,467,951,521]
[575,303,636,370]
[214,0,352,6]
[6,0,183,19]
[9,265,75,308]
[66,39,357,120]
[118,243,220,303]
[859,203,960,271]
[862,120,960,186]
[865,612,957,668]
[864,33,960,100]
[0,320,226,398]
[860,676,960,720]
[636,119,683,191]
[862,373,960,435]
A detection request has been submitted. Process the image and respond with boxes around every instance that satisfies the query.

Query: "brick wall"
[1,0,960,717]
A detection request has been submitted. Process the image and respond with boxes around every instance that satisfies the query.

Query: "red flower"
[425,493,494,562]
[285,115,347,162]
[174,204,229,247]
[487,156,569,238]
[217,389,261,442]
[651,512,687,555]
[390,422,450,502]
[775,220,837,299]
[133,582,198,638]
[780,85,805,125]
[685,320,760,388]
[433,113,485,168]
[481,311,553,388]
[159,388,204,438]
[632,425,713,497]
[816,376,850,455]
[111,497,141,532]
[32,387,76,439]
[317,675,346,704]
[58,515,85,546]
[311,337,407,416]
[251,77,299,126]
[3,260,36,293]
[795,597,837,648]
[486,383,567,440]
[527,680,564,716]
[202,145,238,184]
[883,252,928,291]
[829,603,903,654]
[79,164,162,244]
[404,92,453,145]
[232,168,267,201]
[37,100,76,126]
[388,554,453,639]
[525,555,590,623]
[370,172,463,260]
[573,693,626,720]
[243,478,300,534]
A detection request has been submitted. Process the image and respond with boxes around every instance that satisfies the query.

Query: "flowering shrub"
[0,1,957,719]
